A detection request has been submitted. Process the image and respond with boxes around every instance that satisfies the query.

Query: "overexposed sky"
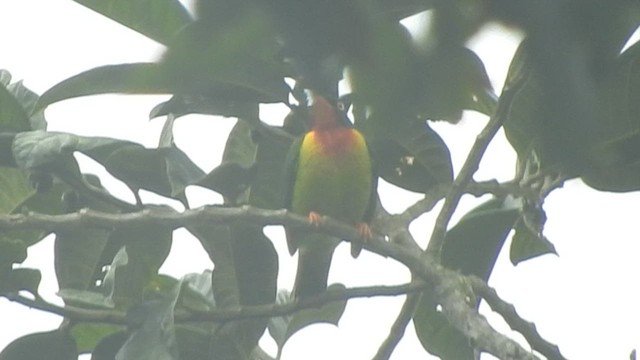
[1,1,640,359]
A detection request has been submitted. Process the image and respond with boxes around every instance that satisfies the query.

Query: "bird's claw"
[308,211,323,226]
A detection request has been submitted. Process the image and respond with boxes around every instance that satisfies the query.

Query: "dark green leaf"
[118,297,179,360]
[583,41,640,191]
[414,288,475,360]
[0,238,27,269]
[90,331,128,360]
[419,46,496,122]
[510,218,557,265]
[12,131,204,201]
[370,121,453,193]
[222,120,257,168]
[162,17,289,104]
[189,224,277,359]
[6,80,46,130]
[0,268,41,297]
[150,95,262,120]
[0,330,77,360]
[70,323,123,354]
[268,284,347,350]
[37,63,170,110]
[442,198,519,280]
[72,0,192,45]
[197,162,254,204]
[0,168,33,214]
[0,72,45,131]
[375,0,434,21]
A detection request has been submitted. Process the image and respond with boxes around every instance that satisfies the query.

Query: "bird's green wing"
[283,135,304,255]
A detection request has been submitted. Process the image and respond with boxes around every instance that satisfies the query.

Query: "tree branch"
[426,69,530,259]
[0,206,553,360]
[470,277,565,360]
[372,291,422,360]
[3,282,425,325]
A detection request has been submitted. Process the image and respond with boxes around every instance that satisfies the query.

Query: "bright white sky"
[1,1,640,359]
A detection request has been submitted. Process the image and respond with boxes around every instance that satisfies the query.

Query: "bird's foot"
[351,222,372,258]
[356,222,373,240]
[308,211,323,226]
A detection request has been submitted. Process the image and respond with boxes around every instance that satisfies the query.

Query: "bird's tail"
[291,234,338,299]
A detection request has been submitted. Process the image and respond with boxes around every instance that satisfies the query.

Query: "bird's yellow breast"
[291,128,372,223]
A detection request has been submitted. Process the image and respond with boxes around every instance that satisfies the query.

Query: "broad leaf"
[0,268,41,297]
[369,120,453,193]
[268,285,347,351]
[441,198,519,280]
[72,0,192,45]
[37,63,170,110]
[510,218,557,265]
[70,324,123,354]
[583,41,640,191]
[0,330,77,360]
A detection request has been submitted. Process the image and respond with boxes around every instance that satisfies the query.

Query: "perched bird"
[284,92,377,298]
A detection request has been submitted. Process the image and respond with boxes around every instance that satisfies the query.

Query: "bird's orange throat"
[308,128,362,157]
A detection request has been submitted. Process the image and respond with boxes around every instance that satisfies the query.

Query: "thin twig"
[426,69,530,259]
[372,291,422,360]
[3,282,426,325]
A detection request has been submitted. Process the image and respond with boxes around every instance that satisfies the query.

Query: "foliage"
[1,0,640,359]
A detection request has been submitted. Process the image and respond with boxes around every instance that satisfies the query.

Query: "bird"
[283,92,377,299]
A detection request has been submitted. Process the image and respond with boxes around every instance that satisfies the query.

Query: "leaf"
[374,0,434,21]
[0,329,77,360]
[268,285,347,350]
[583,41,640,191]
[0,78,34,132]
[161,17,289,104]
[117,297,180,360]
[369,120,453,193]
[150,95,263,120]
[418,46,496,122]
[70,323,123,354]
[72,0,192,45]
[37,63,170,110]
[442,198,520,280]
[413,288,475,360]
[12,131,205,201]
[6,80,47,130]
[0,238,27,270]
[501,38,599,176]
[414,198,519,359]
[0,268,42,296]
[90,331,128,360]
[197,162,254,204]
[0,168,33,214]
[510,218,557,265]
[188,224,278,359]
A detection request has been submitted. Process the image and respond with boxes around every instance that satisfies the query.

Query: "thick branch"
[0,207,550,360]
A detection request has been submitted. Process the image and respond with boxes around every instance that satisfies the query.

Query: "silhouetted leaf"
[37,63,170,109]
[370,120,453,193]
[72,0,192,45]
[268,284,347,350]
[0,329,77,360]
[510,218,557,265]
[442,198,519,280]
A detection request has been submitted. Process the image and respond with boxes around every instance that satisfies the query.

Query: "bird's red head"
[309,93,341,131]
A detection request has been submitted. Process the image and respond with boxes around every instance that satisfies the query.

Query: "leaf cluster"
[1,0,639,359]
